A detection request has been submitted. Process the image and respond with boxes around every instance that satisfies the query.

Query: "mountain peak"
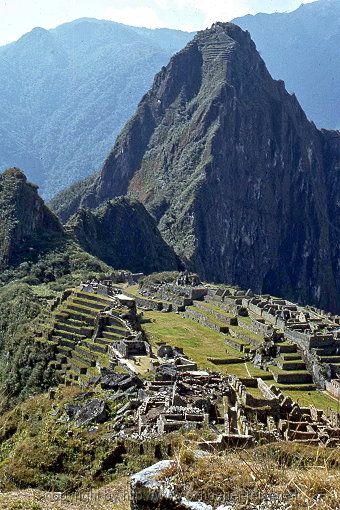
[53,21,340,311]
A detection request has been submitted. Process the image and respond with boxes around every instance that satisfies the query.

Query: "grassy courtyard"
[142,311,270,379]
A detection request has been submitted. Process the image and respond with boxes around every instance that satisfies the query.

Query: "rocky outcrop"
[75,399,108,426]
[54,23,340,312]
[131,461,212,510]
[66,197,180,274]
[0,168,63,268]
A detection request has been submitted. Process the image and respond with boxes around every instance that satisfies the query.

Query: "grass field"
[142,310,240,368]
[195,300,235,318]
[142,311,270,379]
[283,390,340,412]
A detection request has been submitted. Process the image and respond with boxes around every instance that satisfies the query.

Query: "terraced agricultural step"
[68,358,88,375]
[281,354,303,361]
[70,352,95,368]
[71,297,108,311]
[53,337,76,350]
[83,339,108,354]
[56,353,68,364]
[276,383,316,391]
[65,370,80,382]
[277,344,298,354]
[271,368,313,385]
[99,331,123,342]
[74,291,114,305]
[208,357,243,365]
[105,322,130,332]
[102,329,129,340]
[225,337,248,353]
[277,361,307,371]
[75,344,97,363]
[56,315,81,326]
[54,311,70,321]
[96,337,114,347]
[320,356,340,363]
[66,302,99,317]
[56,315,91,329]
[54,321,93,337]
[53,328,86,342]
[49,361,62,370]
[60,308,95,325]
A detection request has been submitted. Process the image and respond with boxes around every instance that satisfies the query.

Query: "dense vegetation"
[0,283,55,409]
[67,198,180,274]
[0,250,110,411]
[0,169,113,409]
[0,19,192,199]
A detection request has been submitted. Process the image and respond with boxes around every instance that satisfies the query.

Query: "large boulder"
[130,460,231,509]
[75,399,108,426]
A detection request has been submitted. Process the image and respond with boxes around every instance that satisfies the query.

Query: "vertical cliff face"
[0,168,63,268]
[55,23,340,311]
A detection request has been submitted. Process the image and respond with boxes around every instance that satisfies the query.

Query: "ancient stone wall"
[182,309,229,333]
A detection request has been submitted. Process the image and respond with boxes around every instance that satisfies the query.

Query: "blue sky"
[0,0,316,45]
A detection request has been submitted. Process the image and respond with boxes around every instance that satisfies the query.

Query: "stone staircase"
[269,349,314,388]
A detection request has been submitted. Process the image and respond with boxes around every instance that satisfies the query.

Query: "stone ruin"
[101,342,340,447]
[175,270,201,287]
[73,274,340,448]
[137,271,208,310]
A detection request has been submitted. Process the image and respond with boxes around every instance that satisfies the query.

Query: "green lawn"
[142,311,271,379]
[229,324,263,343]
[143,311,242,370]
[141,311,336,413]
[283,391,340,412]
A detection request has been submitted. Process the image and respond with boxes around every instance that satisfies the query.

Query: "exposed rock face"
[75,399,108,426]
[55,23,340,312]
[0,168,63,268]
[66,197,179,274]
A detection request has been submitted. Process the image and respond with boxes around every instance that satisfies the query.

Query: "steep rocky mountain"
[0,19,192,199]
[0,168,63,269]
[0,168,177,276]
[233,0,340,129]
[66,198,179,274]
[53,22,340,312]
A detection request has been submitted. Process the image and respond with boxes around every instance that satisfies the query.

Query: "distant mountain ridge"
[53,22,340,312]
[0,19,193,198]
[233,0,340,129]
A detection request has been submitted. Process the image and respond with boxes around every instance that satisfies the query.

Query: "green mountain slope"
[66,197,179,273]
